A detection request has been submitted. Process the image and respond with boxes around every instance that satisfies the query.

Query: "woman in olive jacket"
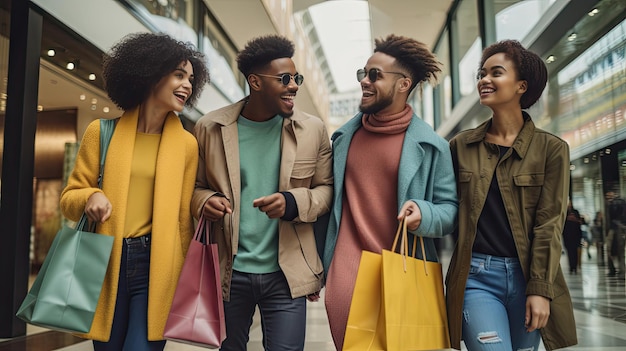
[446,40,577,350]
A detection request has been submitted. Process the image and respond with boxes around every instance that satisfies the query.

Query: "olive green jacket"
[446,115,577,350]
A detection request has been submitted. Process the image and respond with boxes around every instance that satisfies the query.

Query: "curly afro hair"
[103,32,209,110]
[480,40,547,109]
[374,34,442,93]
[236,35,294,78]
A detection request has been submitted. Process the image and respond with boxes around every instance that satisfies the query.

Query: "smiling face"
[254,57,299,118]
[151,60,194,113]
[477,53,526,110]
[358,52,409,115]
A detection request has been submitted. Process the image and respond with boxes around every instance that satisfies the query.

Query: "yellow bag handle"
[391,216,429,275]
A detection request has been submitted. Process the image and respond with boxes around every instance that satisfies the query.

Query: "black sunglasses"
[356,68,407,83]
[256,73,304,86]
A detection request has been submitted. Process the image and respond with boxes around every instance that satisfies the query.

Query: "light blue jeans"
[461,252,541,351]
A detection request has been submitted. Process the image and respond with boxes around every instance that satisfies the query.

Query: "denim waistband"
[472,251,520,265]
[124,233,151,247]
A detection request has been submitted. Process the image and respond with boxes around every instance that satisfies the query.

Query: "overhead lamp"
[588,8,599,16]
[103,107,110,113]
[66,62,75,70]
[88,73,96,81]
[79,94,86,101]
[546,55,556,63]
[47,49,55,57]
[567,33,577,41]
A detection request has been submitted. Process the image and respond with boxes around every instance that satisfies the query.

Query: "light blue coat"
[322,112,458,273]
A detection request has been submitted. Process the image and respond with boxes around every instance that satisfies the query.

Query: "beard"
[359,89,394,114]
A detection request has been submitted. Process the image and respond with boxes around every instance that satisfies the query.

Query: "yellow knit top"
[125,133,161,237]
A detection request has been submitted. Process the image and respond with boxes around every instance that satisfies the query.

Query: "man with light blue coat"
[322,34,458,350]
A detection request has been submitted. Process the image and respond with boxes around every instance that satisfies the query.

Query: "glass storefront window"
[124,0,197,44]
[555,19,626,153]
[202,10,244,103]
[485,0,558,42]
[433,29,451,126]
[453,0,482,99]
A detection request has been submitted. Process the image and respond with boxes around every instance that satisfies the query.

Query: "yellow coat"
[60,108,198,341]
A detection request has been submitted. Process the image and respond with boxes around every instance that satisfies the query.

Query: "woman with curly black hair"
[60,32,209,351]
[447,40,577,350]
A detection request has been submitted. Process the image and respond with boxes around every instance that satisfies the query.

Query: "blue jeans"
[220,270,306,351]
[93,234,166,351]
[462,253,541,351]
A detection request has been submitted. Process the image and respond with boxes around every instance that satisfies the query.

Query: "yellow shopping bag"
[344,217,451,351]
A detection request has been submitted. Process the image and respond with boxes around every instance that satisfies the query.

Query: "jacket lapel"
[152,113,187,234]
[397,116,425,205]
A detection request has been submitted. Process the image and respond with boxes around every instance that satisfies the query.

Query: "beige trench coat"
[191,99,333,301]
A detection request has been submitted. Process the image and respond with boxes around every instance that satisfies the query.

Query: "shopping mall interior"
[0,0,625,350]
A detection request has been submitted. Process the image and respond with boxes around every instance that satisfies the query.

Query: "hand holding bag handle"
[344,216,451,351]
[382,216,451,350]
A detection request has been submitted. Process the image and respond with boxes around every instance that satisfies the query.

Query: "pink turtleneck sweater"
[325,105,413,350]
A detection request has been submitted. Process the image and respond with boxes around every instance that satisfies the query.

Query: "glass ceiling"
[305,0,372,93]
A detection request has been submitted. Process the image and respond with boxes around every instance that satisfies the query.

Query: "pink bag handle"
[194,216,211,244]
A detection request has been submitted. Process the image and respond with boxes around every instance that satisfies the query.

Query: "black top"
[473,146,518,258]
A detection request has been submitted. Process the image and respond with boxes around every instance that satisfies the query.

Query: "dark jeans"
[93,234,166,351]
[221,270,306,351]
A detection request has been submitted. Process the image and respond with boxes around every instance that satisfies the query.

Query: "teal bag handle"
[98,118,115,188]
[77,118,115,231]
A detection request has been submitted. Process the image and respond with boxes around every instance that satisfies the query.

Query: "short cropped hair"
[480,40,547,109]
[103,32,209,110]
[236,35,295,78]
[374,34,442,93]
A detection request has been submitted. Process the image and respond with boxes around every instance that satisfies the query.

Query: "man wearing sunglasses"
[192,34,332,351]
[322,34,458,350]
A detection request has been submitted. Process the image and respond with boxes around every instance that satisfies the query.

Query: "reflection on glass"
[554,20,626,151]
[493,0,557,41]
[434,29,451,124]
[455,0,481,98]
[127,0,197,45]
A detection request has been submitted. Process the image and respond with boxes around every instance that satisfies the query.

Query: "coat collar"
[463,111,536,159]
[333,112,445,150]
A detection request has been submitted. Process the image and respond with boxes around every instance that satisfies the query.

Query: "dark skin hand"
[252,193,286,219]
[202,196,232,222]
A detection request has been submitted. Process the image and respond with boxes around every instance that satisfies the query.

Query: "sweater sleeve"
[60,120,104,221]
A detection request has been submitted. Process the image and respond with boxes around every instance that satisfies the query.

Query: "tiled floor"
[2,245,624,351]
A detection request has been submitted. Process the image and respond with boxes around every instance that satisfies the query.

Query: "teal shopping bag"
[17,217,113,333]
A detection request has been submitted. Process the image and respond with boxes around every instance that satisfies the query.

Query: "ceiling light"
[588,8,599,16]
[79,94,86,100]
[90,105,97,111]
[47,49,55,57]
[66,62,75,70]
[103,107,110,113]
[91,98,97,104]
[37,105,43,111]
[546,55,556,63]
[88,74,96,81]
[567,33,577,41]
